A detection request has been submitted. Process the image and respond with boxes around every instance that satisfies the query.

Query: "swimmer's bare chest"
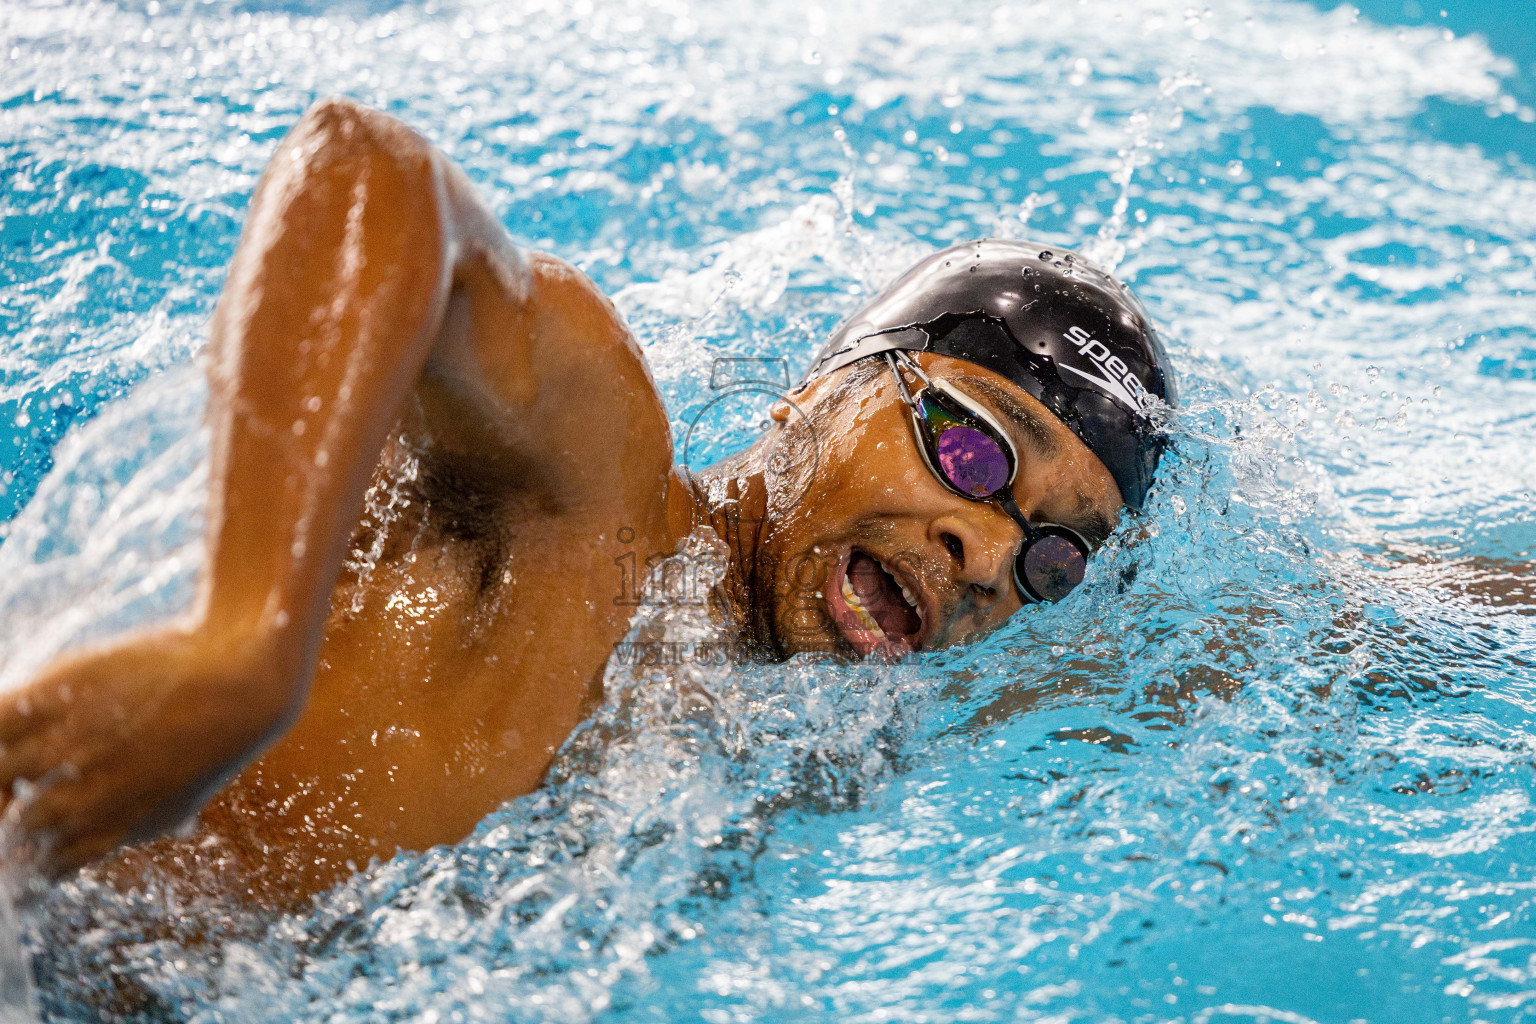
[147,455,647,900]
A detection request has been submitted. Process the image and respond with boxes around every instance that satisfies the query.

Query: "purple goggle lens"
[935,424,1012,497]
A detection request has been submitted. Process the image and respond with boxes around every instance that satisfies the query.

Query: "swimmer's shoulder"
[409,243,675,537]
[278,97,677,539]
[277,98,682,567]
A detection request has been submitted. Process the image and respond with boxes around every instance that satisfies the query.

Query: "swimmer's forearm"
[191,97,524,734]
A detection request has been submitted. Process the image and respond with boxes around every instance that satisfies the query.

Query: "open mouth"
[823,548,926,658]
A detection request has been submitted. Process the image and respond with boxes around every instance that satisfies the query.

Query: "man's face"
[751,352,1123,659]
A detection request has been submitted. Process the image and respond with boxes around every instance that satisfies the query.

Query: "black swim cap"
[804,239,1176,509]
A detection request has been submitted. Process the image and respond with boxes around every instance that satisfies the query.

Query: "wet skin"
[715,358,1122,661]
[0,99,1122,905]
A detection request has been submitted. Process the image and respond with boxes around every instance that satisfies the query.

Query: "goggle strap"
[891,348,935,389]
[884,352,920,407]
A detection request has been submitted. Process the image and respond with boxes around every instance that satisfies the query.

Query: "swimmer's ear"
[769,400,792,423]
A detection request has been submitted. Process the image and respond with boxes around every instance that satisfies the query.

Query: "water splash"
[1082,69,1204,272]
[2,0,1533,1021]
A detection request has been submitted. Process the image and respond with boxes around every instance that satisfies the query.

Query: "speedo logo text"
[1059,324,1156,415]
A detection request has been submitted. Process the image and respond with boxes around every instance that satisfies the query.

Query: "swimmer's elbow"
[257,96,445,231]
[294,95,434,165]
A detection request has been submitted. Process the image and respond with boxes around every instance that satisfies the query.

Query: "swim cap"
[804,239,1175,509]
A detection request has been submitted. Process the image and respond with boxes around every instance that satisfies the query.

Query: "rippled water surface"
[2,0,1535,1021]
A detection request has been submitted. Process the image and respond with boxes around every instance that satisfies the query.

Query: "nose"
[928,509,1018,602]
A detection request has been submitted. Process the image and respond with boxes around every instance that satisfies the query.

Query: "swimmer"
[0,99,1173,904]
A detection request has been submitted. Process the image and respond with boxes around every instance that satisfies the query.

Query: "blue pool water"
[3,0,1535,1021]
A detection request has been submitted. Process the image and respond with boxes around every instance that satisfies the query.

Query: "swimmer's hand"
[0,625,290,875]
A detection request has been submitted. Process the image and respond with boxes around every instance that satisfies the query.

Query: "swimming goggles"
[883,350,1093,604]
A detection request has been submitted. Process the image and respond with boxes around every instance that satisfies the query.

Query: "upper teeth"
[899,582,921,616]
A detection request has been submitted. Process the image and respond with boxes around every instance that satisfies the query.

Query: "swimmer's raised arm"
[0,96,672,874]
